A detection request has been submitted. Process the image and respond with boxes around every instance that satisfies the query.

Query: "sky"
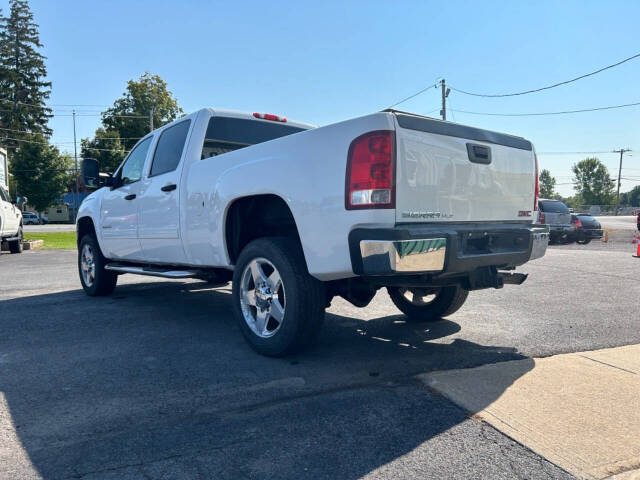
[6,0,640,196]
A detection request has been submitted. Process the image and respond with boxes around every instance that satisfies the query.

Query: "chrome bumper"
[359,238,447,275]
[528,230,549,261]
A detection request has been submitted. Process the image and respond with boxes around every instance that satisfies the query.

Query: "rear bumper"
[349,222,549,276]
[548,225,576,240]
[573,228,603,240]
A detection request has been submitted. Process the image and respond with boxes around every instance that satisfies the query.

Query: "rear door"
[540,200,571,226]
[138,119,192,263]
[0,188,18,234]
[393,113,536,223]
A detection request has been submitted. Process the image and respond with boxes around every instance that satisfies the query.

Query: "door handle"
[124,194,137,201]
[161,183,177,192]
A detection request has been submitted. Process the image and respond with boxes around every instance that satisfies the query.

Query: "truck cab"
[0,186,23,254]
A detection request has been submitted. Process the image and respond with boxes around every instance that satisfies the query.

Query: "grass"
[24,232,77,250]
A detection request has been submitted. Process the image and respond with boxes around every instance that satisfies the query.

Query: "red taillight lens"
[345,130,395,210]
[574,218,582,228]
[539,211,545,224]
[534,153,539,211]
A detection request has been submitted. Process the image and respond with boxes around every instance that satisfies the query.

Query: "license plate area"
[458,230,529,256]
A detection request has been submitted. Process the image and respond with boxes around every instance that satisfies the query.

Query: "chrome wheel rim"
[239,257,286,338]
[81,244,96,287]
[399,287,441,306]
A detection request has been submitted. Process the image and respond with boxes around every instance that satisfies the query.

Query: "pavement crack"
[576,354,637,375]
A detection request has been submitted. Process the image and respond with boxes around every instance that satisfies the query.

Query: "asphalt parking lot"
[1,244,639,479]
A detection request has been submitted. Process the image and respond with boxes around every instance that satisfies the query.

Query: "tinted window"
[577,214,596,222]
[150,120,191,176]
[539,200,569,213]
[121,137,152,185]
[0,188,10,202]
[201,117,307,159]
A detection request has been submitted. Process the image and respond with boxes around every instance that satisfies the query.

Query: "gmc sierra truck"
[0,186,23,254]
[76,108,549,356]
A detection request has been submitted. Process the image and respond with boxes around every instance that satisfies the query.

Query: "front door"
[138,119,191,264]
[100,136,153,260]
[0,187,18,235]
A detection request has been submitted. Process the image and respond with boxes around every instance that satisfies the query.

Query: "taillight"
[534,153,539,211]
[539,211,545,224]
[574,218,582,228]
[345,130,395,210]
[253,112,287,122]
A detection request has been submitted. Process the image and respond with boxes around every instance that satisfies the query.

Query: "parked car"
[22,212,40,225]
[538,199,575,244]
[570,213,603,244]
[77,108,549,356]
[0,186,23,253]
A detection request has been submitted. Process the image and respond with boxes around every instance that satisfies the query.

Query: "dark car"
[570,213,603,244]
[538,199,575,244]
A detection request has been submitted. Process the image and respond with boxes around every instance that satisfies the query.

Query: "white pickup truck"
[0,186,23,254]
[77,108,549,356]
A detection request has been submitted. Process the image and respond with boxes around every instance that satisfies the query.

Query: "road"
[595,215,638,231]
[23,224,75,233]
[1,245,638,479]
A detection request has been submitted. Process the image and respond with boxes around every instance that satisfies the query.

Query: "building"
[44,191,90,223]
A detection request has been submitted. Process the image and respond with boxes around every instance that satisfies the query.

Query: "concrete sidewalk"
[420,345,640,479]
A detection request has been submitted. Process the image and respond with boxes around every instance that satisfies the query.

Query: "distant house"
[44,192,90,223]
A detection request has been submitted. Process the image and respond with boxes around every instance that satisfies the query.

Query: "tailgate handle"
[466,143,492,164]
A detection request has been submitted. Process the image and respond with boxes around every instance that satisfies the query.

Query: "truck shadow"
[0,281,534,479]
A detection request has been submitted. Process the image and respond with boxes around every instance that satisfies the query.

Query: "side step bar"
[105,263,199,279]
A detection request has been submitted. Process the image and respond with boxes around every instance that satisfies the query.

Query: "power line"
[450,52,640,97]
[388,81,440,108]
[2,136,129,153]
[451,101,640,117]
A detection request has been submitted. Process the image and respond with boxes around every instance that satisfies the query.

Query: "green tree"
[80,128,126,174]
[620,185,640,207]
[11,134,71,211]
[0,0,52,146]
[101,72,182,150]
[539,169,556,198]
[572,157,615,206]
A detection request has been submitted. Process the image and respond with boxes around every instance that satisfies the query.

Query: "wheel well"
[225,194,303,265]
[76,217,96,247]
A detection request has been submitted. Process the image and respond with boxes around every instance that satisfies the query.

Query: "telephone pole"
[440,79,450,121]
[73,109,79,220]
[149,107,154,132]
[613,148,631,216]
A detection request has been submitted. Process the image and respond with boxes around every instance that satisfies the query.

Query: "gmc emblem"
[518,210,532,217]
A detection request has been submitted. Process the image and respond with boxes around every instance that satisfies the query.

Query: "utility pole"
[440,79,450,121]
[613,148,631,216]
[149,107,154,132]
[73,109,79,220]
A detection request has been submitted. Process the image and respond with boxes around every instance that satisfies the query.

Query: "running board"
[105,263,199,279]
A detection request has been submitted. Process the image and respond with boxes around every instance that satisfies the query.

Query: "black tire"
[78,234,118,296]
[8,225,23,254]
[387,285,469,322]
[576,238,591,245]
[232,237,325,357]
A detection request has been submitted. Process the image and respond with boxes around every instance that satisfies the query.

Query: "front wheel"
[8,226,23,254]
[387,285,469,322]
[78,234,118,296]
[232,237,325,357]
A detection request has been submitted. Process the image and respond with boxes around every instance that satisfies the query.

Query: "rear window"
[539,200,569,213]
[201,117,307,159]
[577,214,596,222]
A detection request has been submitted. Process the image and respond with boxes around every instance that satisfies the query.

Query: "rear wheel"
[78,234,117,296]
[232,237,324,357]
[387,285,468,322]
[8,226,23,254]
[576,238,591,245]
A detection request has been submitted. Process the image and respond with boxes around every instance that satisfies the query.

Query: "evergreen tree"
[0,0,52,146]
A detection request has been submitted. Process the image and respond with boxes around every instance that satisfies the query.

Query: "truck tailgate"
[393,113,535,224]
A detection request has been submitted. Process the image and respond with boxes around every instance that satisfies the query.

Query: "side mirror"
[81,158,100,188]
[100,173,114,188]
